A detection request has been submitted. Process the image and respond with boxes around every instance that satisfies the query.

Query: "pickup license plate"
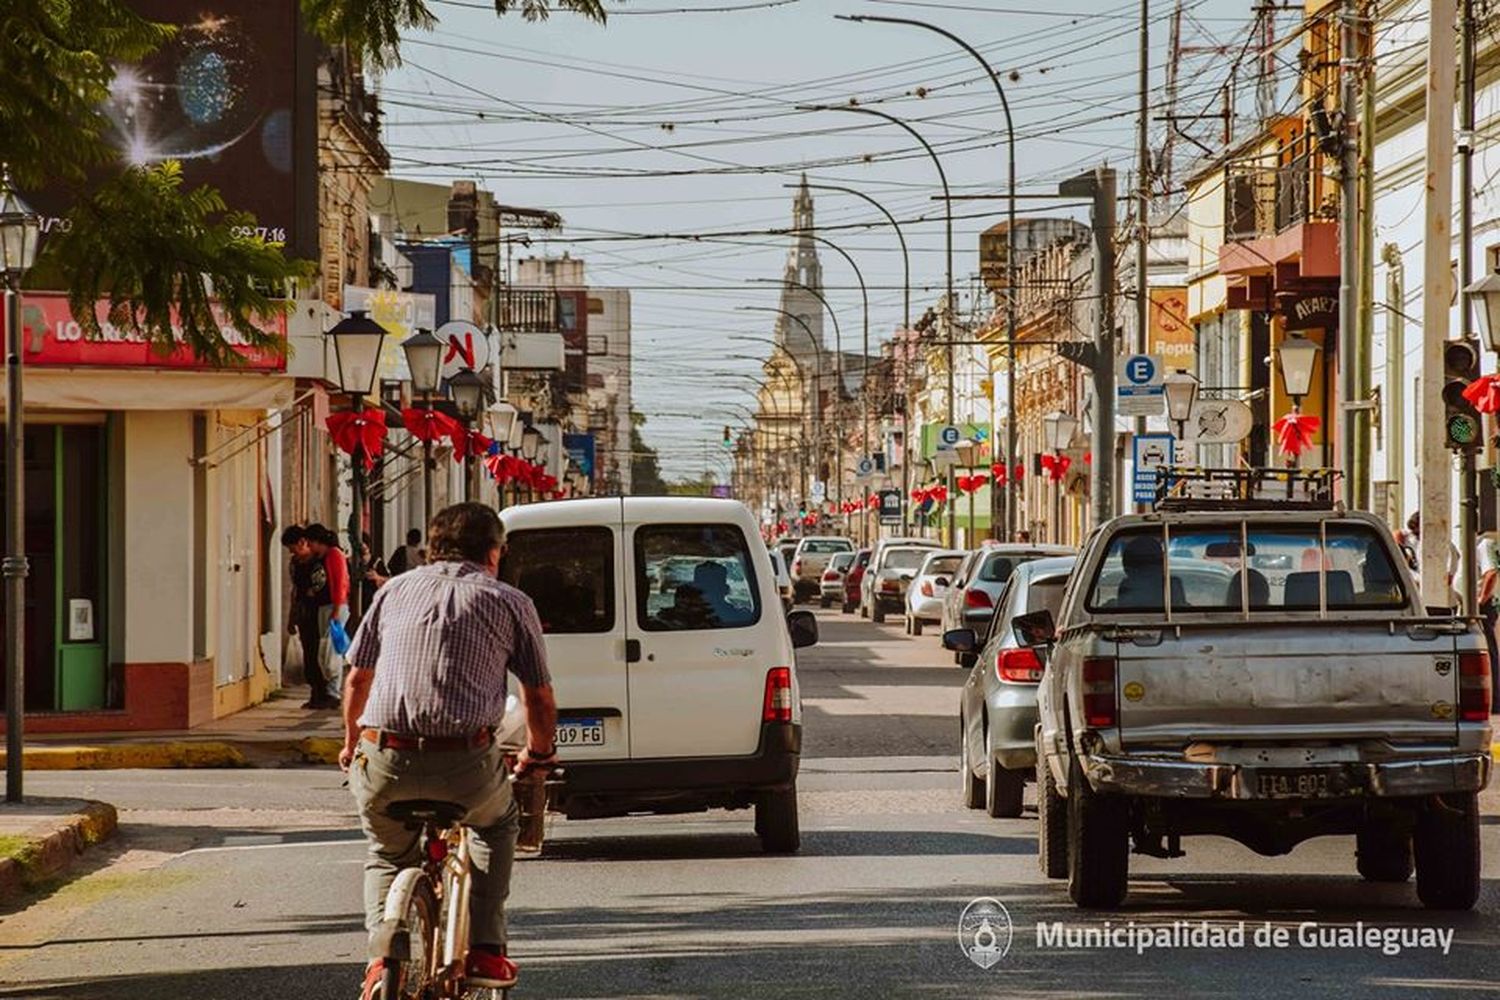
[556,717,606,747]
[1254,768,1348,799]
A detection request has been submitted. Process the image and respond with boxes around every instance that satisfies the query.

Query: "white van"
[498,497,818,852]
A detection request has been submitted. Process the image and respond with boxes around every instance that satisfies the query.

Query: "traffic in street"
[3,597,1498,999]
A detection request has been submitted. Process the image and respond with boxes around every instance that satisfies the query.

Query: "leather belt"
[360,728,493,752]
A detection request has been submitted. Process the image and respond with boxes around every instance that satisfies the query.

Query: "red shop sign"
[16,293,286,371]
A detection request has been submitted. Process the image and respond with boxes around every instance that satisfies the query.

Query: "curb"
[0,741,248,771]
[0,800,118,904]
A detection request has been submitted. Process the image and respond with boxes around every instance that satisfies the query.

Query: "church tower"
[775,175,825,360]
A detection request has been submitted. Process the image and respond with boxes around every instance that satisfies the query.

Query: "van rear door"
[623,504,773,759]
[500,500,630,761]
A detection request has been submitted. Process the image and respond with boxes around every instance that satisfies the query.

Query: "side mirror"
[934,576,951,588]
[787,609,819,649]
[899,572,914,581]
[1012,609,1057,647]
[941,627,978,653]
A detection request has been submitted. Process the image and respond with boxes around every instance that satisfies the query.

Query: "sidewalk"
[0,687,344,771]
[0,797,118,905]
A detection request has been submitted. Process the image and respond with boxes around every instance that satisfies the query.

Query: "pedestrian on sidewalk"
[387,528,425,576]
[281,525,323,702]
[340,502,558,996]
[303,523,351,710]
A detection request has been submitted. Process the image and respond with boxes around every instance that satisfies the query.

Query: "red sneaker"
[465,950,519,989]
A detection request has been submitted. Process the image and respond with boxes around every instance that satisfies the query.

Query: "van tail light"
[997,648,1043,684]
[965,588,992,609]
[762,667,794,723]
[1081,657,1118,728]
[920,580,935,597]
[1459,651,1492,722]
[823,570,839,581]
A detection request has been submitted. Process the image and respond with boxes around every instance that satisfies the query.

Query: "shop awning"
[4,368,296,411]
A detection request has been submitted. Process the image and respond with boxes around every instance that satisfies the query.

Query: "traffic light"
[722,425,732,449]
[1442,338,1482,451]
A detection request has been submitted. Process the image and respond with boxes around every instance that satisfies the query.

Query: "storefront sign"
[18,293,285,371]
[345,286,438,382]
[1148,287,1193,368]
[563,432,596,479]
[878,489,903,525]
[1282,293,1338,331]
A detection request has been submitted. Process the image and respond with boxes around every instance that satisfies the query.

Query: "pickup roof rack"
[1153,466,1341,511]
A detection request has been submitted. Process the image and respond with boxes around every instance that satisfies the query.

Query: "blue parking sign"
[1125,355,1156,385]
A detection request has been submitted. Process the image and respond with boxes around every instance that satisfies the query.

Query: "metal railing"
[495,289,561,333]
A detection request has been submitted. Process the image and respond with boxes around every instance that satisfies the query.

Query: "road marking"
[178,836,363,858]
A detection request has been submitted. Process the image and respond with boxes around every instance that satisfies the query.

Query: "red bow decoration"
[956,475,972,493]
[1462,374,1500,415]
[1013,463,1025,483]
[325,408,388,470]
[929,484,949,504]
[549,489,566,500]
[910,487,925,502]
[1272,412,1321,457]
[485,451,524,483]
[991,462,1007,485]
[1084,451,1093,465]
[1040,453,1071,483]
[449,427,493,462]
[866,494,880,510]
[401,407,462,444]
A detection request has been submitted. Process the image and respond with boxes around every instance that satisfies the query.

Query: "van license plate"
[556,718,606,747]
[1254,769,1343,799]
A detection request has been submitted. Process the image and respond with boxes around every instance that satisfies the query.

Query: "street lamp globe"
[1465,271,1500,353]
[326,310,388,397]
[1162,369,1200,425]
[1042,411,1078,453]
[521,425,543,462]
[447,368,486,420]
[400,328,445,396]
[1276,333,1320,401]
[484,401,519,445]
[953,437,977,465]
[0,170,40,281]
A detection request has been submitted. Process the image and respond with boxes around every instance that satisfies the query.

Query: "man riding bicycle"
[340,502,558,996]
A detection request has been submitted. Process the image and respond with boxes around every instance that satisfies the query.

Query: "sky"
[385,0,1283,478]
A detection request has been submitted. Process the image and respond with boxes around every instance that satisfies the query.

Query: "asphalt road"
[2,609,1499,999]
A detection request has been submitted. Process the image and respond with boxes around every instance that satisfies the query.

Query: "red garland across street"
[325,408,388,471]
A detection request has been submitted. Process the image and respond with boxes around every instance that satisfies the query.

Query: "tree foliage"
[630,411,669,496]
[0,0,609,361]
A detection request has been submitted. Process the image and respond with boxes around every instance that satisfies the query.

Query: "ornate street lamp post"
[1162,369,1200,461]
[1042,411,1078,546]
[326,310,387,624]
[1,168,40,804]
[400,327,443,531]
[484,402,519,508]
[447,368,486,503]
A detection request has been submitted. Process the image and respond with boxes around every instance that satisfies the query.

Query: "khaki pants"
[350,737,519,950]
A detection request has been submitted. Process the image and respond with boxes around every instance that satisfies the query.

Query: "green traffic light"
[1447,413,1481,448]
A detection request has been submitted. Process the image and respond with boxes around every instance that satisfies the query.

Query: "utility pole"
[1420,0,1457,605]
[1358,1,1376,516]
[1134,0,1150,506]
[1459,0,1479,612]
[1062,167,1118,528]
[1338,0,1365,508]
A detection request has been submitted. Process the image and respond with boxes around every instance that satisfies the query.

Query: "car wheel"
[1414,792,1480,909]
[859,601,869,619]
[1356,824,1414,883]
[960,721,985,810]
[985,754,1024,819]
[1066,756,1129,909]
[820,595,831,609]
[872,603,886,624]
[756,784,800,854]
[1036,756,1069,879]
[910,616,923,637]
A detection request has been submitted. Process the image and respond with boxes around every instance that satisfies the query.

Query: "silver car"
[865,545,936,623]
[941,543,1073,639]
[820,551,856,608]
[903,549,965,636]
[948,556,1075,818]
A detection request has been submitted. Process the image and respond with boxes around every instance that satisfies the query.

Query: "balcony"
[495,289,562,333]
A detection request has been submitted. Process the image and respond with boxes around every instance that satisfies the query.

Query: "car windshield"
[923,555,963,576]
[979,552,1047,583]
[1085,522,1407,612]
[800,539,852,554]
[882,548,928,571]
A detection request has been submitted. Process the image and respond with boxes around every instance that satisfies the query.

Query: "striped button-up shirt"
[348,561,551,737]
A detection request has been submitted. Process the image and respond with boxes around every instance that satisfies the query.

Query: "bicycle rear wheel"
[376,872,440,999]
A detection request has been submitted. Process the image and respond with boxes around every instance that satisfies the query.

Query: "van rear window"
[637,524,762,631]
[501,527,615,634]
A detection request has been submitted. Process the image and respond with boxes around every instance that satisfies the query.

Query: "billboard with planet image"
[34,2,317,260]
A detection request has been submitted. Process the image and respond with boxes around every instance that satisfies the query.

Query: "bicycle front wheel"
[378,872,440,999]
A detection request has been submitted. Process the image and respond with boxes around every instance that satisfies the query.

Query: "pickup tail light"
[1081,657,1118,728]
[920,580,935,597]
[1459,651,1492,722]
[997,648,1043,684]
[881,577,901,592]
[964,588,992,609]
[763,667,794,723]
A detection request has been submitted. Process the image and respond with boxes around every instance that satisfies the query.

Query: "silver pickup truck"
[1023,506,1491,911]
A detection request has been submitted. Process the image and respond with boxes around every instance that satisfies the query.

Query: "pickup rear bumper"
[1081,751,1491,801]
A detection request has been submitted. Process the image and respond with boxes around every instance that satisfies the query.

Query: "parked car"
[948,556,1076,817]
[767,547,794,612]
[864,544,939,624]
[860,536,941,619]
[843,548,871,613]
[499,497,819,854]
[940,543,1073,639]
[904,549,965,636]
[1025,502,1491,909]
[791,536,855,602]
[821,551,856,608]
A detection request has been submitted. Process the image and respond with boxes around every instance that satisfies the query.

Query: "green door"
[55,423,108,711]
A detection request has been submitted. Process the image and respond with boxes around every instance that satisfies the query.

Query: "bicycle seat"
[384,799,467,829]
